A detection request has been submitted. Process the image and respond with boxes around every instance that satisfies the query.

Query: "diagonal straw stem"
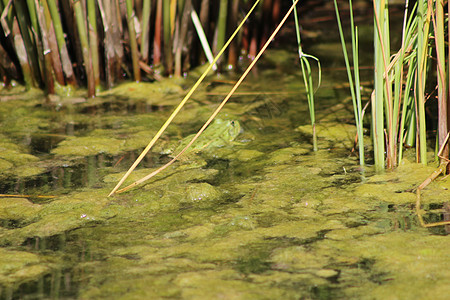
[108,0,262,196]
[115,0,301,194]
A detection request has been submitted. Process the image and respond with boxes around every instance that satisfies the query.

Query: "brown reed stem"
[125,0,141,82]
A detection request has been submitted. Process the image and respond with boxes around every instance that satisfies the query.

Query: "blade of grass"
[34,0,55,94]
[333,0,364,164]
[153,0,162,66]
[163,0,173,74]
[433,0,447,161]
[174,0,190,77]
[372,0,392,170]
[14,0,41,87]
[293,0,321,152]
[214,0,228,57]
[41,0,65,86]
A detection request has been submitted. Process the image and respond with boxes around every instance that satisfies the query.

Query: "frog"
[162,119,241,159]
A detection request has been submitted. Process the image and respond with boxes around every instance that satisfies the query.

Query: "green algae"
[0,249,51,286]
[0,198,42,225]
[51,136,124,156]
[1,53,450,300]
[0,189,119,246]
[0,136,46,178]
[98,80,183,105]
[0,158,13,172]
[296,122,357,149]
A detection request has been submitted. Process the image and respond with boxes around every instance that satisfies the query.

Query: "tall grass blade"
[372,0,391,170]
[14,0,41,87]
[215,0,228,57]
[163,0,173,74]
[174,0,190,77]
[34,0,55,94]
[293,1,321,152]
[153,0,162,66]
[433,0,447,161]
[333,0,364,164]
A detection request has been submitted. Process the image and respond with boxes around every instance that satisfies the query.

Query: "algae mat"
[0,52,449,299]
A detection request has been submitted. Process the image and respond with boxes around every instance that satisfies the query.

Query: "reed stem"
[163,0,173,74]
[372,0,388,170]
[88,0,101,91]
[73,0,95,97]
[434,0,447,161]
[140,0,152,62]
[416,0,430,165]
[125,0,141,82]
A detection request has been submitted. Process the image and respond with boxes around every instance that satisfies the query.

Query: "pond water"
[0,46,449,299]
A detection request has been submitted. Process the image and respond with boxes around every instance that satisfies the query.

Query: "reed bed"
[0,0,281,96]
[335,0,449,169]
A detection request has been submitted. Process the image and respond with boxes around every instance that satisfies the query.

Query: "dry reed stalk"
[110,0,299,195]
[174,0,191,77]
[108,0,263,196]
[34,0,55,94]
[153,0,162,66]
[227,0,239,69]
[88,0,101,90]
[125,0,141,81]
[47,0,76,86]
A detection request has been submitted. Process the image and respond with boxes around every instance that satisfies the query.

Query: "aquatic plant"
[293,1,321,152]
[333,0,364,165]
[334,0,448,171]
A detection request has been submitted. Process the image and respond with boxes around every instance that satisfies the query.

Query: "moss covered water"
[0,49,449,299]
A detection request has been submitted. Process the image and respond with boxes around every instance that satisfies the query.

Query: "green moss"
[0,189,117,246]
[0,249,50,286]
[0,138,41,176]
[0,158,13,172]
[0,197,42,223]
[98,80,183,105]
[51,136,123,156]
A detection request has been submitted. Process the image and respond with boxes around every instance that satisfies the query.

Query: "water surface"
[0,49,449,299]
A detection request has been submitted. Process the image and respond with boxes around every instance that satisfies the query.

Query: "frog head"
[210,119,241,142]
[225,120,241,142]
